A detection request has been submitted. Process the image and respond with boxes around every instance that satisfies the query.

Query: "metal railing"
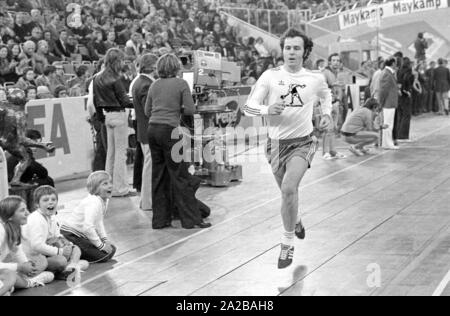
[218,7,312,36]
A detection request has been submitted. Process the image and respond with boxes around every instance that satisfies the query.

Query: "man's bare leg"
[280,157,309,232]
[277,156,309,269]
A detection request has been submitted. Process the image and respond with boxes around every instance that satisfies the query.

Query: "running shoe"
[323,153,335,160]
[359,147,373,155]
[295,222,306,240]
[278,244,294,269]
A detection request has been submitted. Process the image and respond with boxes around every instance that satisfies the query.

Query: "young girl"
[61,171,117,263]
[22,186,89,280]
[0,196,54,293]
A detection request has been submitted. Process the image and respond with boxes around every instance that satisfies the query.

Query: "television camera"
[181,50,245,187]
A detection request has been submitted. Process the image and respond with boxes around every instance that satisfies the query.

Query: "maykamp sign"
[338,0,448,30]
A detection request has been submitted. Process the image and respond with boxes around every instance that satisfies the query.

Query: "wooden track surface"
[15,114,450,296]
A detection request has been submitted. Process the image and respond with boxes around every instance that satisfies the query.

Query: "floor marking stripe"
[433,270,450,296]
[55,124,450,296]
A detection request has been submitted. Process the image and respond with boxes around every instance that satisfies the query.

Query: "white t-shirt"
[244,66,332,140]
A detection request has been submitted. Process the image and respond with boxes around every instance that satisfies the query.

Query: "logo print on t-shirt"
[280,84,307,107]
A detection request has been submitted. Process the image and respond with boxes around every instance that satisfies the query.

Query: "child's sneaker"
[332,152,347,159]
[360,147,373,155]
[78,260,89,271]
[57,266,76,280]
[349,146,364,156]
[28,272,54,288]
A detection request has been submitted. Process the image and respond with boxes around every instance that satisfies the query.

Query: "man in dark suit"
[131,53,158,211]
[379,56,400,149]
[216,36,236,59]
[425,61,436,112]
[53,29,71,58]
[433,58,450,115]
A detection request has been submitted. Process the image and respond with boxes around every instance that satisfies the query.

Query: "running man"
[244,29,332,269]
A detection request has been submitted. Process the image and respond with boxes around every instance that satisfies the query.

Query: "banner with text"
[338,0,448,30]
[26,97,94,180]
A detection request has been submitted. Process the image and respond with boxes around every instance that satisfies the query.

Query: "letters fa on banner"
[26,103,71,159]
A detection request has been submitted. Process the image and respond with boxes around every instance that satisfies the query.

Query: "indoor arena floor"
[16,114,450,296]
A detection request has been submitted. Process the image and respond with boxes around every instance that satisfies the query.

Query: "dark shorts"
[61,230,116,264]
[266,134,318,178]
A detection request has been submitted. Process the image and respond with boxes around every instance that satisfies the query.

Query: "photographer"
[414,32,428,63]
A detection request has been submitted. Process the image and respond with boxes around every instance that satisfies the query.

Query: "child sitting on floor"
[0,196,54,294]
[22,186,89,280]
[61,171,117,263]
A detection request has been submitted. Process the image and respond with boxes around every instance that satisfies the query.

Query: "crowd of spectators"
[0,0,289,102]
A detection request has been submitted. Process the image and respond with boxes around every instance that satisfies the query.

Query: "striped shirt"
[244,66,332,140]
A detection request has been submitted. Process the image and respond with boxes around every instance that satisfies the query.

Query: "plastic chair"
[4,82,16,91]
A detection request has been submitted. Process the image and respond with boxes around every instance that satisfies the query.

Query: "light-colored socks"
[281,231,295,247]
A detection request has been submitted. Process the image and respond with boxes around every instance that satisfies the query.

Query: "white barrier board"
[25,97,94,180]
[0,147,8,200]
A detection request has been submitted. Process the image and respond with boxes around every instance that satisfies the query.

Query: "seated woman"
[341,98,386,156]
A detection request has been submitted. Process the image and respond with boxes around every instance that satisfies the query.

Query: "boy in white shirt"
[244,28,332,269]
[22,186,89,280]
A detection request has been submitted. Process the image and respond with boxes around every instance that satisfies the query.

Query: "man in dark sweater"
[414,33,428,63]
[433,58,450,115]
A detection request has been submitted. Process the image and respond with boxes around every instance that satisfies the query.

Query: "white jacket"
[61,195,109,250]
[22,211,62,258]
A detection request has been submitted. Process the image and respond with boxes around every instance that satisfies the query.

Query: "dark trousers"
[132,120,144,191]
[412,91,422,115]
[92,121,107,172]
[395,95,412,140]
[148,123,208,229]
[133,141,144,191]
[61,230,116,263]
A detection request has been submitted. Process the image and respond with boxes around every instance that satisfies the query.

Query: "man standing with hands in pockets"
[244,28,332,269]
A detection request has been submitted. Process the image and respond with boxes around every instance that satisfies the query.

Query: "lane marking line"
[56,124,450,296]
[433,270,450,296]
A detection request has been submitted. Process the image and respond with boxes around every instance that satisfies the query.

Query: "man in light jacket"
[379,56,400,150]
